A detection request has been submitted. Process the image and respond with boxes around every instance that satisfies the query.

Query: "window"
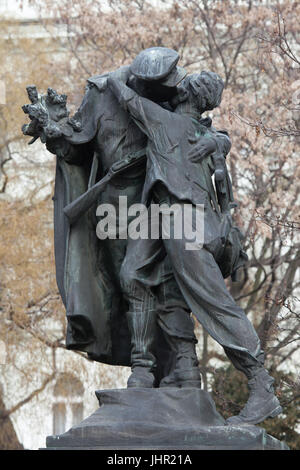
[0,0,8,13]
[52,374,84,435]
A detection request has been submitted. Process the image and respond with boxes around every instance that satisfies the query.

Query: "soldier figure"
[22,47,282,426]
[107,56,282,425]
[22,48,208,387]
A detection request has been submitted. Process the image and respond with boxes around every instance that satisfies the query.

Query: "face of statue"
[129,76,178,103]
[173,74,223,117]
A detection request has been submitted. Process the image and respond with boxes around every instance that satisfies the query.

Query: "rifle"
[63,149,146,225]
[213,154,248,281]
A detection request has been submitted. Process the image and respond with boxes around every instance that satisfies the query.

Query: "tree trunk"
[0,395,23,450]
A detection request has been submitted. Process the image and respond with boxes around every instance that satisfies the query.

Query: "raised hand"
[188,136,217,163]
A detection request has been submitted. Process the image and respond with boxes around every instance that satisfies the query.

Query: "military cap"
[130,47,186,87]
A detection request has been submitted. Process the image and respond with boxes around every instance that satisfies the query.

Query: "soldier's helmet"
[130,47,186,87]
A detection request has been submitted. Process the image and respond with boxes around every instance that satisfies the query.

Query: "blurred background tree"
[1,0,299,449]
[0,10,69,449]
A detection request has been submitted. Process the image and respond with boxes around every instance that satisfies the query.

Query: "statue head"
[172,71,224,118]
[129,47,186,103]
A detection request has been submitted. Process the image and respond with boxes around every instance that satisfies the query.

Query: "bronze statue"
[22,47,282,435]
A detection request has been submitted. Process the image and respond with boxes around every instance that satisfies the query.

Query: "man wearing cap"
[22,47,207,388]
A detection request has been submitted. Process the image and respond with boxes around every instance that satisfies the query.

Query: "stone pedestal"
[46,388,288,450]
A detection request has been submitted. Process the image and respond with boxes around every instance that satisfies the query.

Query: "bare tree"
[2,0,299,447]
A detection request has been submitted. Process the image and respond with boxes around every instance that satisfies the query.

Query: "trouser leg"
[152,188,264,377]
[120,235,163,387]
[124,278,157,372]
[121,232,201,387]
[153,270,201,387]
[165,241,263,376]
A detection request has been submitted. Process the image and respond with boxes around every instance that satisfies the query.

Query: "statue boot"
[226,368,282,425]
[160,337,201,388]
[126,307,156,389]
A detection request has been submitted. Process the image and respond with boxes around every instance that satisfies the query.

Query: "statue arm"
[22,86,94,165]
[188,127,231,163]
[107,75,153,140]
[46,138,92,166]
[213,129,231,157]
[107,71,177,143]
[205,129,232,182]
